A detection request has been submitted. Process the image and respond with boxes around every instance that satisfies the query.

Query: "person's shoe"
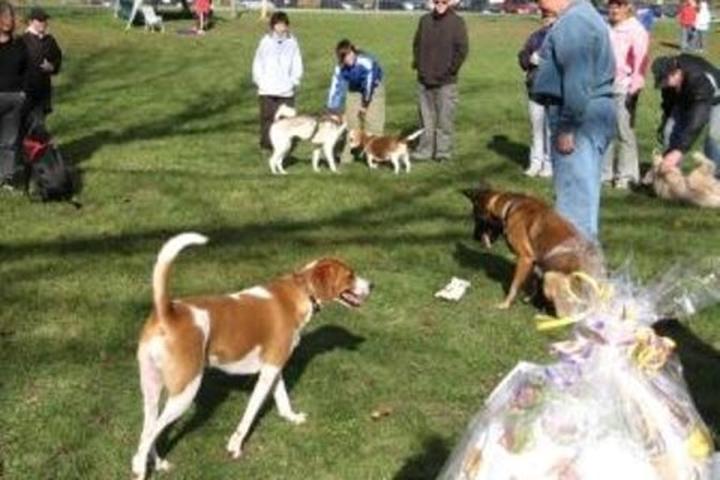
[537,165,553,178]
[614,179,631,190]
[524,164,541,177]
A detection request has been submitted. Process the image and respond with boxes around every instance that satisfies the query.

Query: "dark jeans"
[0,91,25,183]
[259,95,294,150]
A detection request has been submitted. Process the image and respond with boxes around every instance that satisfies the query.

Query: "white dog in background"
[268,104,347,174]
[645,151,720,208]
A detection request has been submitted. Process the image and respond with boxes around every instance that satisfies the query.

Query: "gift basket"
[439,259,720,480]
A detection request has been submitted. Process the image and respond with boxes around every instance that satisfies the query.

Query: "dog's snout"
[368,281,375,291]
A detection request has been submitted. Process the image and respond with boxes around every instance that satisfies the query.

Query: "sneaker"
[537,165,553,178]
[614,179,631,190]
[524,164,541,177]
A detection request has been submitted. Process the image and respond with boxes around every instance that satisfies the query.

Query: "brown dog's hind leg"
[497,257,534,309]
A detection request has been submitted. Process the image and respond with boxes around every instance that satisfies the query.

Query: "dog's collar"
[500,199,515,222]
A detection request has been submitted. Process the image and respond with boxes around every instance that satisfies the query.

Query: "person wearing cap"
[252,11,303,151]
[531,0,616,243]
[412,0,468,162]
[326,39,384,164]
[652,54,720,173]
[518,11,557,178]
[0,1,28,191]
[22,6,62,136]
[602,0,649,190]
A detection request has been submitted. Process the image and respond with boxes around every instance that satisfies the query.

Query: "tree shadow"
[486,134,527,168]
[158,324,366,456]
[653,319,720,441]
[393,434,451,480]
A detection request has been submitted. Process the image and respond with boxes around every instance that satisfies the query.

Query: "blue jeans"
[663,104,720,173]
[549,96,616,243]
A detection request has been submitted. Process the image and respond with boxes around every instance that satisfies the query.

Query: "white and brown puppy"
[131,233,372,479]
[646,151,720,208]
[347,128,424,174]
[268,104,347,175]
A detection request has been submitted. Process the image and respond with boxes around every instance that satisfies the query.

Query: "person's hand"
[529,51,541,66]
[557,132,575,155]
[39,58,53,72]
[662,149,683,171]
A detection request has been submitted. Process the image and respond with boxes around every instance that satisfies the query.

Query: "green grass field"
[1,9,720,479]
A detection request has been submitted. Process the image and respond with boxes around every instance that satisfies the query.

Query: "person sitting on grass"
[326,39,384,164]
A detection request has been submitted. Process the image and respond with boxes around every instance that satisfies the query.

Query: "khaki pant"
[602,92,639,184]
[340,82,385,163]
[415,83,458,160]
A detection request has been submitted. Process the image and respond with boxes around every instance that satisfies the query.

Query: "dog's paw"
[131,454,147,479]
[495,301,511,310]
[154,457,173,472]
[281,411,307,425]
[226,432,244,459]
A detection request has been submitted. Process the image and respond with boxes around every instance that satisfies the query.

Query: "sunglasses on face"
[434,0,449,5]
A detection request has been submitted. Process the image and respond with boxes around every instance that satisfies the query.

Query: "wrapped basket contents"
[439,261,720,480]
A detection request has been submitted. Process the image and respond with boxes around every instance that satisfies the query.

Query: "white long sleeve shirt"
[252,32,303,97]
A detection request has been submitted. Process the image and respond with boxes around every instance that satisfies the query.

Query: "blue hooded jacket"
[327,52,383,111]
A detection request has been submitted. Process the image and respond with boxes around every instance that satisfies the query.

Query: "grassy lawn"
[1,8,720,479]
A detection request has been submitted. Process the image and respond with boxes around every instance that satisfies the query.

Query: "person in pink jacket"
[602,0,649,189]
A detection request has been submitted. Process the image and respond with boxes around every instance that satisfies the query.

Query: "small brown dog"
[463,187,603,314]
[645,151,720,208]
[347,128,424,174]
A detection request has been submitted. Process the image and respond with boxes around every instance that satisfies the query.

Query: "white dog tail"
[274,104,297,122]
[404,129,425,142]
[153,232,208,322]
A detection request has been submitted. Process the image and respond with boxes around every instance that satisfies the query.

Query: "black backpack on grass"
[22,127,80,206]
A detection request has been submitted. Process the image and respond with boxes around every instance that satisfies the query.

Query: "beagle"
[131,233,372,479]
[347,128,424,174]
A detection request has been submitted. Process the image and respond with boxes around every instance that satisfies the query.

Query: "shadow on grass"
[654,319,720,441]
[659,41,681,50]
[159,324,365,457]
[393,434,451,480]
[486,134,527,168]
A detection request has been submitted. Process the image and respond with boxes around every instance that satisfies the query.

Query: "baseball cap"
[651,56,679,88]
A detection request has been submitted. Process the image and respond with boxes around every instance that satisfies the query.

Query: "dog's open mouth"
[338,290,364,308]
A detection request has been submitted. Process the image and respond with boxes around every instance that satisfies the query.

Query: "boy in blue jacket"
[327,39,384,164]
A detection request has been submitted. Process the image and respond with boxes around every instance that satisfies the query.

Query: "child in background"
[194,0,211,34]
[678,0,697,51]
[252,11,303,150]
[695,0,711,52]
[517,11,556,178]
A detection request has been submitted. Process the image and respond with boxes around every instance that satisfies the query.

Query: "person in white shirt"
[695,0,711,52]
[252,11,303,150]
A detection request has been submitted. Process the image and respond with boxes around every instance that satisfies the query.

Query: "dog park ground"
[1,9,720,478]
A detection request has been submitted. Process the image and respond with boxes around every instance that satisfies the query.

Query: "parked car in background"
[237,0,277,9]
[378,0,424,9]
[501,0,538,14]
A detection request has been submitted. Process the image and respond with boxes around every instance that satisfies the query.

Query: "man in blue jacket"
[532,0,616,243]
[327,39,384,164]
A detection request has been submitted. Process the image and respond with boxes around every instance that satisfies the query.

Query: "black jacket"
[22,31,62,112]
[0,36,28,92]
[412,9,468,87]
[661,54,720,153]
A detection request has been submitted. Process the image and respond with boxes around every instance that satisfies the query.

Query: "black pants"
[0,91,26,183]
[259,95,294,150]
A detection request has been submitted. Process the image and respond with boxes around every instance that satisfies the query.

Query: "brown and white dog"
[268,104,347,175]
[463,187,603,315]
[644,151,720,208]
[347,128,424,174]
[131,233,372,479]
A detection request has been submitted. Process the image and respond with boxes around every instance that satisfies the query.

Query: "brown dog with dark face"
[462,187,603,312]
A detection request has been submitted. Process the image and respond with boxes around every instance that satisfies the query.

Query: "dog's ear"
[461,188,479,201]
